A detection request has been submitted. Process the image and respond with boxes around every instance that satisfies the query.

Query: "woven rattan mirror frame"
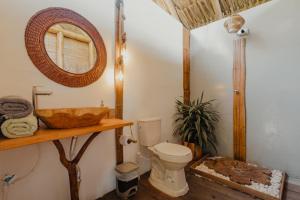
[25,7,107,87]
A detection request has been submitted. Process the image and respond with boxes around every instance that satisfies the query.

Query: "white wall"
[0,0,182,199]
[191,0,300,185]
[123,0,183,162]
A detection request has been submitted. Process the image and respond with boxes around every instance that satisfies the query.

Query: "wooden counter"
[0,118,133,151]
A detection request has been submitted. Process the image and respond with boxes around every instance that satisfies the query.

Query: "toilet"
[137,118,192,197]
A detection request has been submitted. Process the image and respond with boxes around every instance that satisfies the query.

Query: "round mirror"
[25,8,107,87]
[44,23,97,74]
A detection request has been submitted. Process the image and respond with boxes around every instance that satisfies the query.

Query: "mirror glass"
[44,23,97,74]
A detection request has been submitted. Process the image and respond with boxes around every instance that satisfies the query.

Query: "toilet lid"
[153,142,192,163]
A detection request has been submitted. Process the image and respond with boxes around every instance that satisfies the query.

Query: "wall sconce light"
[117,70,124,81]
[120,32,128,64]
[116,33,126,82]
[121,49,128,65]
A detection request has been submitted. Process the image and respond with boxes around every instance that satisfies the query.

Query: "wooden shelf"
[0,118,133,151]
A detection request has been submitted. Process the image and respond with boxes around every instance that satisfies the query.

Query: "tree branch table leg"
[53,132,101,200]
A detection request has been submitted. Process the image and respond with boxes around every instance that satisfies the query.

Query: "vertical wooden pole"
[183,27,190,105]
[233,38,247,161]
[56,31,64,68]
[88,41,95,68]
[115,0,124,165]
[225,14,247,161]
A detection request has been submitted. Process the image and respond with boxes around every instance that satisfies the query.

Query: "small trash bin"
[115,162,139,199]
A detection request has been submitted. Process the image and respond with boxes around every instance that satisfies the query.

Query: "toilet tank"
[137,118,161,147]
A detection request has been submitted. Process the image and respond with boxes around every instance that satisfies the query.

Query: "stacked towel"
[0,97,37,139]
[1,115,38,138]
[0,97,33,119]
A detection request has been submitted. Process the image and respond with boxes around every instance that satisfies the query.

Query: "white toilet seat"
[151,142,192,163]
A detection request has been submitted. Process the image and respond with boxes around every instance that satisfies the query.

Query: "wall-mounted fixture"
[224,14,245,34]
[32,86,52,111]
[117,71,124,81]
[224,14,249,38]
[237,27,250,37]
[116,22,127,82]
[121,32,128,64]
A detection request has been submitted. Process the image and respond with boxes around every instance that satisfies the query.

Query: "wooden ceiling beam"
[177,9,192,29]
[210,0,223,19]
[164,0,180,20]
[196,1,209,23]
[153,0,170,13]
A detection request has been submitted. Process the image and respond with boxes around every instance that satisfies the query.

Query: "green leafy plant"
[174,92,220,153]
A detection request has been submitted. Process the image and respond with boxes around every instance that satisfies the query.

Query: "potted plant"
[174,92,220,160]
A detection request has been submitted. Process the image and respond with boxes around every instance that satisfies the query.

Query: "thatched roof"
[153,0,271,29]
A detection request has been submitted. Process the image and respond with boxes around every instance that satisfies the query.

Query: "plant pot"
[183,142,202,161]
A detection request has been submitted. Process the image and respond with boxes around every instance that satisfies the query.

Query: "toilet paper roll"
[119,135,130,146]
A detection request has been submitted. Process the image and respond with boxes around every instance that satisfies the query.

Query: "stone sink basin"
[35,107,110,129]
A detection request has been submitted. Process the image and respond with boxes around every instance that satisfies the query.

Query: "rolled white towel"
[1,115,38,138]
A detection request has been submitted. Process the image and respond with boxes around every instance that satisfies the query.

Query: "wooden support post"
[53,132,100,200]
[225,14,247,161]
[233,38,247,161]
[88,41,95,68]
[56,31,64,68]
[183,27,190,105]
[115,0,125,164]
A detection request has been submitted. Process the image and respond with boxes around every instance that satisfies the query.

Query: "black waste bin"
[115,162,139,199]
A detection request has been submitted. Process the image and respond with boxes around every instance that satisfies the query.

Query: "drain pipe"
[1,175,14,200]
[69,136,81,189]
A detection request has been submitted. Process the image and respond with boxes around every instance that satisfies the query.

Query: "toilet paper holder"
[119,125,137,145]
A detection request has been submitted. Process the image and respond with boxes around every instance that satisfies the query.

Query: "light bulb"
[117,71,124,81]
[121,48,129,65]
